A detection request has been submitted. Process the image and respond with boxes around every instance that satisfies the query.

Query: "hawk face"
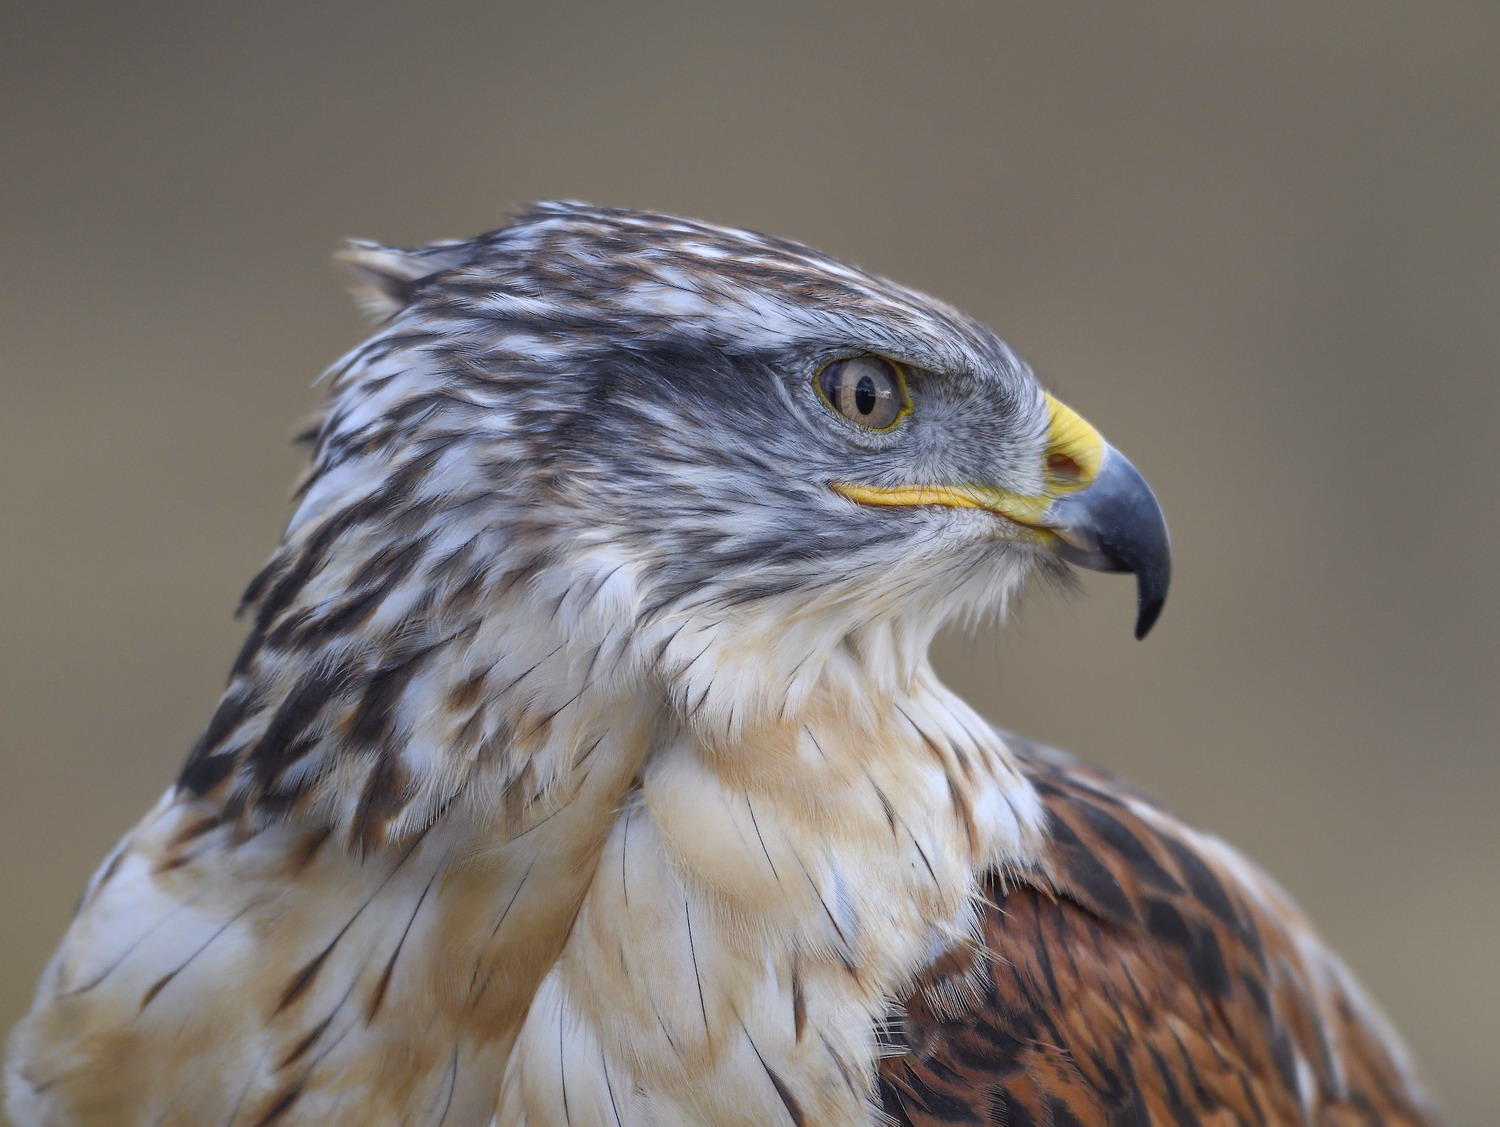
[324,203,1168,717]
[517,281,1063,645]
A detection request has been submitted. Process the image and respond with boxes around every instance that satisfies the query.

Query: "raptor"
[7,204,1432,1125]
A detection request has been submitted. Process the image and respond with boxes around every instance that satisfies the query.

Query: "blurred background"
[2,2,1496,1119]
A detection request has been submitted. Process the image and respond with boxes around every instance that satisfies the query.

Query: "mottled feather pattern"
[6,203,1432,1126]
[176,201,1048,848]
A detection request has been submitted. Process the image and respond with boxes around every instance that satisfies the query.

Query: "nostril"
[1047,452,1083,483]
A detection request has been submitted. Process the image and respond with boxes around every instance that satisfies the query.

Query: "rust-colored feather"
[880,739,1433,1126]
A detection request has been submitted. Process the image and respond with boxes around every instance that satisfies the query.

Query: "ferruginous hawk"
[6,204,1433,1126]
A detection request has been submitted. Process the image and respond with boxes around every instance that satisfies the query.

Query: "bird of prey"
[7,203,1433,1126]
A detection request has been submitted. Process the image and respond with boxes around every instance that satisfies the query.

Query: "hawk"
[7,203,1433,1126]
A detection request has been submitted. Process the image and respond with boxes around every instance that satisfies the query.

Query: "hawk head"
[183,200,1169,830]
[330,201,1166,647]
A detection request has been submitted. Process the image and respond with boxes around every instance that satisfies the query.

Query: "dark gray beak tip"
[1133,553,1170,640]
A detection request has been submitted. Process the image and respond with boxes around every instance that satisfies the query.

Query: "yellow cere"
[1042,393,1105,493]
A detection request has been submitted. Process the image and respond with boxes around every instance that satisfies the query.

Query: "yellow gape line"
[828,481,1053,529]
[830,394,1109,529]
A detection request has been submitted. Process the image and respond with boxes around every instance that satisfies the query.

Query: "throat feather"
[498,675,1045,1127]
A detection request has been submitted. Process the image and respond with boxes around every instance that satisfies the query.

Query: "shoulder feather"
[879,735,1435,1126]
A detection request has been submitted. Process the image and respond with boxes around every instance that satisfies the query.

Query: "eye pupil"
[816,356,907,431]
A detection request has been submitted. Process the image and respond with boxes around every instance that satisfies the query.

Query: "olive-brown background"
[3,3,1496,1120]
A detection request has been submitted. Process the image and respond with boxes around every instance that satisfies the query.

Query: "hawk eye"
[815,356,909,431]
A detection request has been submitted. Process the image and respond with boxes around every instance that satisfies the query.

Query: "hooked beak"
[1043,441,1171,639]
[831,394,1172,638]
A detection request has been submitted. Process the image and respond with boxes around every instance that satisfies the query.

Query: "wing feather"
[878,737,1434,1126]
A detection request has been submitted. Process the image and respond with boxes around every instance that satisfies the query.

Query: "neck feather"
[178,538,1047,1124]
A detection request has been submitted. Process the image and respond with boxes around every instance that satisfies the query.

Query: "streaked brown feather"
[880,738,1434,1127]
